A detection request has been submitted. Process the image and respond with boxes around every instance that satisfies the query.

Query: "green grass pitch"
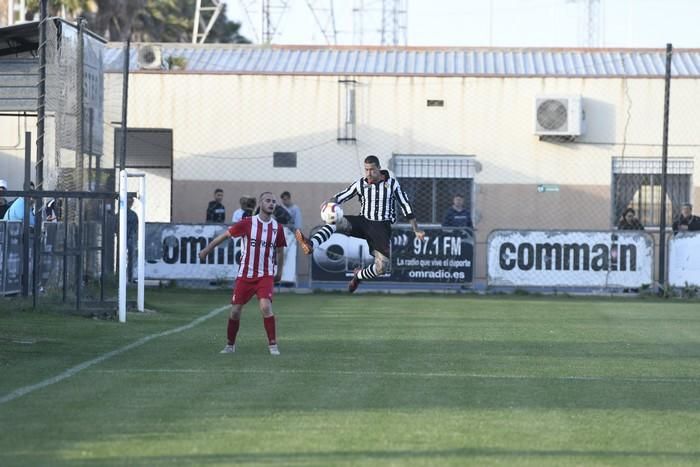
[1,289,700,466]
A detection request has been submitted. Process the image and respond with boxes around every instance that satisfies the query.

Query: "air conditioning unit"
[534,95,585,137]
[137,45,162,70]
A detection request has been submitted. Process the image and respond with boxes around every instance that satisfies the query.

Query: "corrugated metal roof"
[103,44,700,77]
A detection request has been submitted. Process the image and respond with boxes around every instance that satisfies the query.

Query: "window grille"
[391,155,476,225]
[612,157,693,227]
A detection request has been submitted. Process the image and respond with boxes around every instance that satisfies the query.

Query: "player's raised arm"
[198,229,231,262]
[334,179,361,205]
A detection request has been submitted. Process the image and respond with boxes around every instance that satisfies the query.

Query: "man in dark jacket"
[127,196,139,282]
[442,194,473,228]
[672,203,700,234]
[206,188,226,223]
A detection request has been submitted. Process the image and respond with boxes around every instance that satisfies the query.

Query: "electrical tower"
[193,0,225,44]
[353,0,407,46]
[231,0,406,46]
[304,0,338,45]
[567,0,601,47]
[236,0,291,44]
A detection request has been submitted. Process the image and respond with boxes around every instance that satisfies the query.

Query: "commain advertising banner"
[487,230,654,288]
[311,226,473,284]
[669,232,700,287]
[144,223,296,282]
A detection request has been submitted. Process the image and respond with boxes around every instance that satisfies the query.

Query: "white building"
[101,44,700,284]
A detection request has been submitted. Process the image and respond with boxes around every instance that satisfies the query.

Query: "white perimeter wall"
[104,73,700,187]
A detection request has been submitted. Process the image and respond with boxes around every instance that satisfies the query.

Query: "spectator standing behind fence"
[0,179,8,218]
[272,204,292,227]
[44,198,60,222]
[232,196,256,223]
[127,196,138,283]
[206,188,226,223]
[3,184,35,227]
[672,203,700,234]
[279,191,302,230]
[617,208,644,230]
[442,194,473,228]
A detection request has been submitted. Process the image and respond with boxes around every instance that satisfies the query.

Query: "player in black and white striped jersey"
[295,155,425,293]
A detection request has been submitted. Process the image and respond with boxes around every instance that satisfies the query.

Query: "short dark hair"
[364,155,380,167]
[622,207,636,217]
[453,194,464,199]
[682,203,693,210]
[280,191,291,199]
[214,188,223,194]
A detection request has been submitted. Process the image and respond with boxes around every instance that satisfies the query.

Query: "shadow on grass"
[56,446,700,466]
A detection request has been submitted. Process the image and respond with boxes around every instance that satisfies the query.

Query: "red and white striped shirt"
[228,215,287,279]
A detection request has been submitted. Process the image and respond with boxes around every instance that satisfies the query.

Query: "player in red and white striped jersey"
[199,192,287,355]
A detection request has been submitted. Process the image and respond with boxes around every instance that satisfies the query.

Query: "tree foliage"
[25,0,250,43]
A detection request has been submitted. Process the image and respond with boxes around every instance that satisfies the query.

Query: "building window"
[426,99,444,107]
[612,157,693,227]
[114,128,173,168]
[273,152,297,168]
[337,79,357,142]
[390,155,476,225]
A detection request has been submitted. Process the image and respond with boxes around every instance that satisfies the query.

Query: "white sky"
[223,0,700,48]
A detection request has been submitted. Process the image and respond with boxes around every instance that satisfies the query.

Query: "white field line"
[0,305,229,405]
[92,368,700,384]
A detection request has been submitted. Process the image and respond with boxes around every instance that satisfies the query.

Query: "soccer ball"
[321,202,344,224]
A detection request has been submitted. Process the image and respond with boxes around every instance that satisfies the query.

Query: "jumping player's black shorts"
[343,216,392,258]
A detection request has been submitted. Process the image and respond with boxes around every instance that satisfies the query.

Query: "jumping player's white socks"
[357,264,379,280]
[312,224,336,248]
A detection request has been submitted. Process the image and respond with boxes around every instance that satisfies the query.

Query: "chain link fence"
[4,23,698,311]
[0,19,121,311]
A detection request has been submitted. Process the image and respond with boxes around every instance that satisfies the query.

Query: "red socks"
[227,318,240,345]
[263,315,277,345]
[228,316,277,346]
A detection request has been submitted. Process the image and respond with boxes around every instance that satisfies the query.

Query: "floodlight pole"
[36,0,47,190]
[77,17,85,190]
[658,43,672,293]
[117,38,130,319]
[119,39,130,171]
